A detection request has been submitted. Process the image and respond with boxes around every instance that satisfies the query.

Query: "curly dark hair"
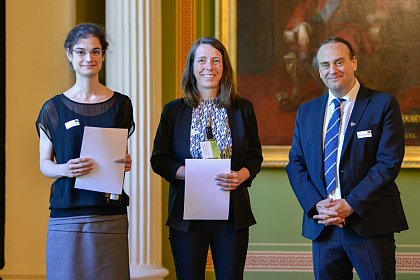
[64,23,109,69]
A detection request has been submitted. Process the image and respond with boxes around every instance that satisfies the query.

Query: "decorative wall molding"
[176,0,195,97]
[206,251,420,273]
[396,253,420,272]
[245,252,312,272]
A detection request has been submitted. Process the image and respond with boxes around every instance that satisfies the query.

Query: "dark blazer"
[151,97,263,231]
[286,85,408,240]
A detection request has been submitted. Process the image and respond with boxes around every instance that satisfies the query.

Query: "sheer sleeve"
[121,96,135,137]
[36,99,58,142]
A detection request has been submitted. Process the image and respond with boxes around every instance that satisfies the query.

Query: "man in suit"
[286,36,408,280]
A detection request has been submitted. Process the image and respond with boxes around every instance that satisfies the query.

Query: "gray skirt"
[46,215,130,280]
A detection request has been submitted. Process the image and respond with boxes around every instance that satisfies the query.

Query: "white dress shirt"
[323,79,360,199]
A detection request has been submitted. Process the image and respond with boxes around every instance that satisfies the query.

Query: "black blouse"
[36,92,135,217]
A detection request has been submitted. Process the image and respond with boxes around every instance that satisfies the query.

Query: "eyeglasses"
[72,48,103,58]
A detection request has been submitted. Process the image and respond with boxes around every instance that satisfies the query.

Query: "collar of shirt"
[327,79,360,106]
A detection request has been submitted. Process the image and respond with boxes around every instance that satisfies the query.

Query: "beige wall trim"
[3,0,76,277]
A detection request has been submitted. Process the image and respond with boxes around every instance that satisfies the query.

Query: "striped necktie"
[324,98,344,195]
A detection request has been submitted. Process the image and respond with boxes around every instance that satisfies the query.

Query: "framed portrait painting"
[216,0,420,167]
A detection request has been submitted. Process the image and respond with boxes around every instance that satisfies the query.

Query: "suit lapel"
[341,86,371,158]
[313,95,328,176]
[227,102,239,170]
[178,102,193,160]
[305,94,329,196]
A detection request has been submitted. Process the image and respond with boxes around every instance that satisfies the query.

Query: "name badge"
[200,140,221,159]
[357,130,372,139]
[65,119,80,130]
[200,141,214,159]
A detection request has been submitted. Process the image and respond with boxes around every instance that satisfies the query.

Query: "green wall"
[161,1,420,279]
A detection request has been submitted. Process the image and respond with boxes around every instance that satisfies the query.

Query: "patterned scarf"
[190,98,232,159]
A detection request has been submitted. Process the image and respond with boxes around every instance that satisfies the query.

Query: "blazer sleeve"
[240,100,263,187]
[345,95,405,217]
[286,106,325,216]
[150,102,183,183]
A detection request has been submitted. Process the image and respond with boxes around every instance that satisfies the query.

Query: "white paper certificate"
[75,126,128,194]
[183,159,231,220]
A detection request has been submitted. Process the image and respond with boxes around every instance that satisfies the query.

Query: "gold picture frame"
[215,0,420,168]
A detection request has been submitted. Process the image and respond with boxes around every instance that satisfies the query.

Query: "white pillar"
[105,1,168,279]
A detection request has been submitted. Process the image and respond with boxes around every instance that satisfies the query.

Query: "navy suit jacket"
[286,85,408,240]
[151,97,263,231]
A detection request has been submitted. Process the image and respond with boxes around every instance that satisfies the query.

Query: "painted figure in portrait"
[237,0,420,145]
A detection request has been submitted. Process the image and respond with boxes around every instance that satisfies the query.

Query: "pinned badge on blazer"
[357,130,372,139]
[350,122,356,127]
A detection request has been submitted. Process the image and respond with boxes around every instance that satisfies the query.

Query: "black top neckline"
[61,91,116,105]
